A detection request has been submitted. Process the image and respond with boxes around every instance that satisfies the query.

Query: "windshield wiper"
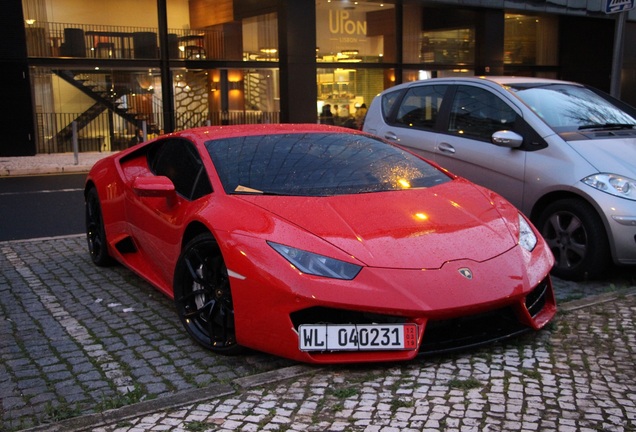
[578,123,635,131]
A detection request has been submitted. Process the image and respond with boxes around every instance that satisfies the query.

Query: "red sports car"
[85,124,556,364]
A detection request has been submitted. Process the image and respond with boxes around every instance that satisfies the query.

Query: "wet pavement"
[1,235,635,432]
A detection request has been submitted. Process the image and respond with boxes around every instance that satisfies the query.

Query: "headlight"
[268,242,362,280]
[518,214,537,252]
[583,173,636,201]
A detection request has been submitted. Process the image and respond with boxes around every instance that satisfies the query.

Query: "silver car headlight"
[268,242,362,280]
[583,173,636,201]
[518,214,537,252]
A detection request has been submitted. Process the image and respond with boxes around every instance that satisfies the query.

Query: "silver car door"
[379,84,449,161]
[433,84,527,209]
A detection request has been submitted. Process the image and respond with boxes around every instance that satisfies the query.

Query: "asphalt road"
[0,174,87,241]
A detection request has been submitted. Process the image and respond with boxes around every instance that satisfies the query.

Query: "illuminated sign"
[329,10,367,36]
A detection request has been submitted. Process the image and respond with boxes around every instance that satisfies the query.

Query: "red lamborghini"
[85,124,556,364]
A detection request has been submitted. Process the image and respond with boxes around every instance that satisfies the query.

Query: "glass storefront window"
[23,0,280,62]
[24,1,283,153]
[504,14,558,66]
[315,1,396,128]
[315,0,394,63]
[317,67,389,127]
[23,0,161,59]
[420,28,474,65]
[173,68,280,129]
[242,13,279,61]
[402,69,474,83]
[30,66,163,153]
[29,65,280,154]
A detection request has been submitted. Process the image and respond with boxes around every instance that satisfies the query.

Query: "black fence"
[26,22,228,60]
[35,111,281,154]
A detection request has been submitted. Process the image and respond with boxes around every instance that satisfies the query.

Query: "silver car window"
[395,85,448,129]
[448,86,517,141]
[381,90,402,120]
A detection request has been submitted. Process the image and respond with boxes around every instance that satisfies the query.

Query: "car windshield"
[206,132,451,196]
[507,83,636,131]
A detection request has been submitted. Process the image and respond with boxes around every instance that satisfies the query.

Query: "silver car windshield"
[508,83,636,131]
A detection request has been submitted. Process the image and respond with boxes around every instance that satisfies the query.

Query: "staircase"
[52,70,156,147]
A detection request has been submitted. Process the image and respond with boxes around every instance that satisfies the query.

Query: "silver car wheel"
[538,198,610,281]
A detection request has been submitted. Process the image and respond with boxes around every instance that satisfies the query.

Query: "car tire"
[173,233,243,355]
[85,187,114,266]
[537,198,610,281]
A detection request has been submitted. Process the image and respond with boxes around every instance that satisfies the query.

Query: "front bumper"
[289,275,555,363]
[225,234,556,364]
[588,189,636,265]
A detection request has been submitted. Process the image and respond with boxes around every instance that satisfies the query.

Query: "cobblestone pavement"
[0,236,293,431]
[1,235,635,432]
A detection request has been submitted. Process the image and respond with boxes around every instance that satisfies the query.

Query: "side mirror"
[491,130,523,149]
[132,176,177,206]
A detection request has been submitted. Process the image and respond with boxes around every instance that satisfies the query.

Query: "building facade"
[1,0,635,156]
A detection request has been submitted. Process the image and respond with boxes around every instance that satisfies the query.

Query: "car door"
[126,138,212,286]
[376,84,450,161]
[432,84,528,209]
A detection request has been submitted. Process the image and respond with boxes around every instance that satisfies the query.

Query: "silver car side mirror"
[491,130,523,148]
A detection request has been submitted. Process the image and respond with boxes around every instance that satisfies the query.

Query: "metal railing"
[25,22,228,60]
[36,112,142,153]
[176,111,280,130]
[35,111,281,154]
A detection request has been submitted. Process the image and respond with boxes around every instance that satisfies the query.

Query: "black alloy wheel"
[173,233,242,354]
[85,187,113,266]
[537,198,610,281]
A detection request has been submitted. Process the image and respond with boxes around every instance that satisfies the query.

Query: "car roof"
[385,76,582,92]
[479,76,580,86]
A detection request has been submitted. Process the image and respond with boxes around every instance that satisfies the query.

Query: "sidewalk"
[0,152,117,177]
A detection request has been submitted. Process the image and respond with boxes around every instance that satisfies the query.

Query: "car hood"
[567,136,636,176]
[237,179,518,269]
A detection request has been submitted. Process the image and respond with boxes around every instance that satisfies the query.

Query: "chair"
[167,34,180,59]
[133,32,158,59]
[95,42,115,58]
[60,28,86,57]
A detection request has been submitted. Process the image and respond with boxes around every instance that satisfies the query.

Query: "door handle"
[438,142,456,154]
[384,131,398,141]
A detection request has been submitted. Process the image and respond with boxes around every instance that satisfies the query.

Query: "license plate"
[298,323,418,352]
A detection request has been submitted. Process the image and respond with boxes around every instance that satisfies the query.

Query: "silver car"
[363,76,636,280]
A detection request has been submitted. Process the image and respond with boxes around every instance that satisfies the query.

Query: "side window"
[447,86,516,141]
[381,89,403,120]
[394,85,448,129]
[147,139,212,200]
